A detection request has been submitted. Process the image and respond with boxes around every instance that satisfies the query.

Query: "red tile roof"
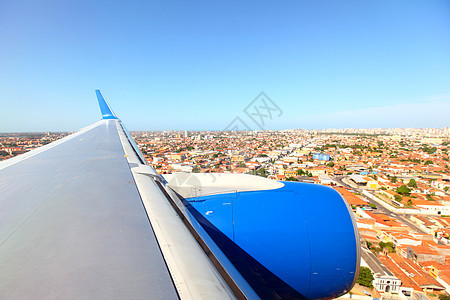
[333,187,367,206]
[379,253,444,291]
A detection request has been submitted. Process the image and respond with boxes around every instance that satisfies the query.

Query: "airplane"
[0,90,360,299]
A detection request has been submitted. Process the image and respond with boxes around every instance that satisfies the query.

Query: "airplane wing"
[0,91,360,299]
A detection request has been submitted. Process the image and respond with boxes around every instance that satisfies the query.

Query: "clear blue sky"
[1,0,449,131]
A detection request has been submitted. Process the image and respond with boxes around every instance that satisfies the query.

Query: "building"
[349,175,367,186]
[334,187,367,207]
[407,245,446,264]
[297,176,314,183]
[379,253,445,294]
[283,156,299,163]
[284,169,297,178]
[171,153,185,161]
[312,152,331,161]
[414,202,450,216]
[319,175,336,185]
[231,155,247,163]
[384,231,422,248]
[373,274,401,294]
[363,176,379,190]
[309,167,327,177]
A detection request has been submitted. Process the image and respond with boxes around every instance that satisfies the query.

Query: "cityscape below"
[1,127,450,300]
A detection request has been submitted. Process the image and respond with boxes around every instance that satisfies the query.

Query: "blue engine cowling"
[184,181,360,299]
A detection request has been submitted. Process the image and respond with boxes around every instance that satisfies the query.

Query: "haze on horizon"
[0,1,449,132]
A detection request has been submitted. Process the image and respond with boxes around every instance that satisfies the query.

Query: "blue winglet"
[96,90,118,119]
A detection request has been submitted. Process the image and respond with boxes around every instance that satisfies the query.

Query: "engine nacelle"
[165,173,360,299]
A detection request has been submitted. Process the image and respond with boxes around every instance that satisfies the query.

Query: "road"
[359,189,428,235]
[360,247,393,276]
[395,215,428,235]
[332,175,428,235]
[334,176,355,190]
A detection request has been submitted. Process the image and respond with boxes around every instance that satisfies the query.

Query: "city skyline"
[1,1,449,132]
[1,126,449,135]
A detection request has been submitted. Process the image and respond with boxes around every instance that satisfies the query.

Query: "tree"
[445,187,449,192]
[354,150,363,156]
[369,203,377,209]
[371,246,382,255]
[389,176,398,183]
[424,160,433,165]
[357,267,374,288]
[256,168,267,177]
[407,179,417,188]
[397,185,411,196]
[420,145,437,154]
[326,162,335,168]
[379,241,395,253]
[438,294,450,300]
[394,194,402,203]
[286,177,299,181]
